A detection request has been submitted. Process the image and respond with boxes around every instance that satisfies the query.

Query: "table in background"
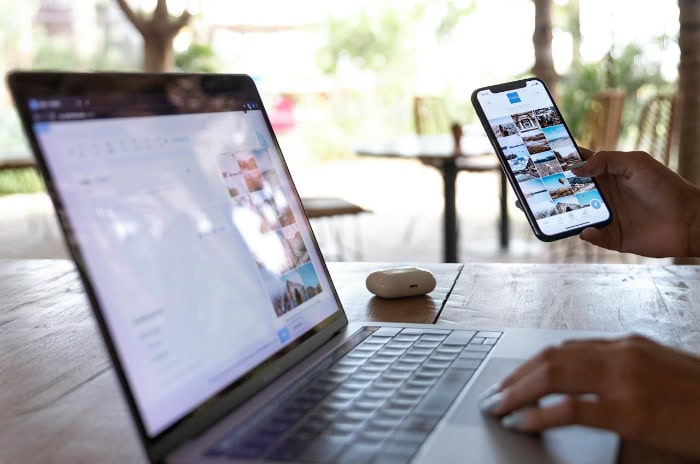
[356,134,508,263]
[1,259,699,464]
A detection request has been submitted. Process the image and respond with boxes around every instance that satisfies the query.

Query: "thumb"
[580,227,613,250]
[571,150,630,178]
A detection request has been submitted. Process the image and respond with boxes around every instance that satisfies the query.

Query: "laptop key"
[476,331,503,339]
[299,416,330,433]
[386,341,413,349]
[442,330,476,345]
[336,442,383,464]
[374,327,402,337]
[266,438,307,461]
[400,328,451,335]
[452,358,482,370]
[394,334,420,342]
[297,435,349,463]
[359,428,393,442]
[366,335,393,344]
[464,343,492,352]
[414,341,440,349]
[436,345,462,354]
[458,350,487,360]
[382,438,422,456]
[223,441,266,459]
[414,368,476,416]
[419,335,447,342]
[390,428,429,444]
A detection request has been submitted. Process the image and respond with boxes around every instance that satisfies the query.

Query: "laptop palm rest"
[417,357,618,464]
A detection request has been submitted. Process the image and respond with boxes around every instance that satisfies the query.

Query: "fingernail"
[479,391,505,414]
[479,382,501,402]
[501,410,527,430]
[570,161,587,170]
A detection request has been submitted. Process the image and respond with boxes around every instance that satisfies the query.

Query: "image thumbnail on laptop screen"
[15,74,344,438]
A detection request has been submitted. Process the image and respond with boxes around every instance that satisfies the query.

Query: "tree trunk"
[675,0,700,264]
[531,0,559,97]
[143,34,175,72]
[677,0,700,185]
[114,0,190,72]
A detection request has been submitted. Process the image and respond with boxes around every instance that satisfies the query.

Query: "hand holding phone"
[471,78,612,241]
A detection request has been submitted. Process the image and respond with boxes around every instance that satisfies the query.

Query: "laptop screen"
[18,75,344,437]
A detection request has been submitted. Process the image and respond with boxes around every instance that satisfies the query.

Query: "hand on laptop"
[571,149,700,258]
[480,335,700,459]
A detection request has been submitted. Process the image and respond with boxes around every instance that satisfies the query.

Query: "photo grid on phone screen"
[489,106,601,220]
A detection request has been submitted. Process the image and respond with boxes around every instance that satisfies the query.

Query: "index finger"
[499,339,614,390]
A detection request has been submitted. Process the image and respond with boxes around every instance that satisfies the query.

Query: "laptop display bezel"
[7,72,349,462]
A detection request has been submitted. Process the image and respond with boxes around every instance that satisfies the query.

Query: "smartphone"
[471,77,612,241]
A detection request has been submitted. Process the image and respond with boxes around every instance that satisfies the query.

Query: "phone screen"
[473,79,611,240]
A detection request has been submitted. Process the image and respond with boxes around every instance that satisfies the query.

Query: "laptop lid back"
[8,72,348,461]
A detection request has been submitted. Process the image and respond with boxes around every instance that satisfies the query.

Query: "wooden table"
[2,259,699,463]
[356,134,508,263]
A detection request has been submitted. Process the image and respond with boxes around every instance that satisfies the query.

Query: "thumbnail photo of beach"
[531,150,563,177]
[504,144,530,171]
[542,125,573,150]
[553,194,581,214]
[542,173,574,199]
[520,178,557,219]
[575,189,604,207]
[567,175,596,194]
[497,134,524,152]
[490,116,519,138]
[522,130,551,154]
[553,145,582,171]
[511,111,540,132]
[514,158,541,182]
[534,107,562,128]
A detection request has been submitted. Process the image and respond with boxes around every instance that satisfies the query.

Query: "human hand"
[479,336,700,460]
[571,149,700,258]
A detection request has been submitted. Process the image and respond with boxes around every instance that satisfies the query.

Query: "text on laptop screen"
[30,90,340,436]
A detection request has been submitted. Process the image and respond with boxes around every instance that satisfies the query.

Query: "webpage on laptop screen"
[476,80,610,236]
[32,108,338,436]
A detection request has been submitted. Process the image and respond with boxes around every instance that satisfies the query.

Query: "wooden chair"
[635,93,680,167]
[413,96,453,135]
[577,89,626,151]
[301,197,369,261]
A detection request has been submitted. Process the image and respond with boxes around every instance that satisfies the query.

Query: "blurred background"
[0,0,688,264]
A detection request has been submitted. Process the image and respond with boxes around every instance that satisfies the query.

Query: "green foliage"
[435,1,476,41]
[176,43,218,73]
[316,10,409,74]
[316,1,474,75]
[559,42,674,143]
[311,1,475,160]
[0,169,45,196]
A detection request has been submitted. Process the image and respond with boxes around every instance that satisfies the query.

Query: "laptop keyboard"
[206,327,502,463]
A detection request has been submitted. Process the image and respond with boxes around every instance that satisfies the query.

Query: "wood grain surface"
[326,262,462,324]
[0,260,460,464]
[438,263,700,354]
[2,259,699,463]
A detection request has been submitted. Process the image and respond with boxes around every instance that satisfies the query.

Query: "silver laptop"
[9,72,618,464]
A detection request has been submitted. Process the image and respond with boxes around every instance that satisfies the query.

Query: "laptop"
[8,72,618,464]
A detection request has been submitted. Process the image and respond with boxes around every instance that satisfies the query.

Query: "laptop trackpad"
[421,358,619,464]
